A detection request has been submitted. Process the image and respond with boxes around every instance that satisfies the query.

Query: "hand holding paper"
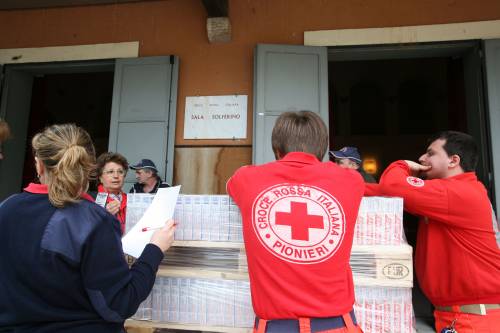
[122,186,181,257]
[149,219,176,252]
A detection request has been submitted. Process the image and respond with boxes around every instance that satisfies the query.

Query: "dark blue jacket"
[0,184,164,332]
[129,177,170,194]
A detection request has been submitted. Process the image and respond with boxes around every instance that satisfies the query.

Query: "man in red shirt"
[227,111,364,333]
[376,131,500,333]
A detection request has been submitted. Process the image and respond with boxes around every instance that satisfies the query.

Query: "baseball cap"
[130,159,158,172]
[329,147,362,163]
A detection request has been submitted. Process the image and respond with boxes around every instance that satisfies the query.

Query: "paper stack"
[354,197,404,245]
[132,281,413,332]
[128,195,415,332]
[133,277,253,327]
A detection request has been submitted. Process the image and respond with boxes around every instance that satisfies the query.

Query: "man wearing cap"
[129,159,170,194]
[330,146,376,183]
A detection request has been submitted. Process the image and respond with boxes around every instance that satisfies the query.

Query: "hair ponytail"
[32,124,96,208]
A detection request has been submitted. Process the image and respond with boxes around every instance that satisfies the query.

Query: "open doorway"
[328,40,492,326]
[0,60,115,199]
[21,71,114,189]
[0,56,179,201]
[328,41,492,187]
[329,57,468,180]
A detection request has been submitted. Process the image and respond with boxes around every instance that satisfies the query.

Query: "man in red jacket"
[227,111,364,333]
[377,131,500,333]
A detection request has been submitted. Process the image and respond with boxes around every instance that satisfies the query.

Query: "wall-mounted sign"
[184,95,247,140]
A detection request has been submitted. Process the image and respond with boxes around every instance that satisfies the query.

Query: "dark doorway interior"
[329,57,468,180]
[21,72,114,188]
[328,55,477,326]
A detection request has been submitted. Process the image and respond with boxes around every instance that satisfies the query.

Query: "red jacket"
[97,184,127,235]
[364,183,381,196]
[378,161,500,306]
[227,152,364,319]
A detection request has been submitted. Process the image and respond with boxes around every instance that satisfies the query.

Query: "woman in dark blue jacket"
[0,124,175,333]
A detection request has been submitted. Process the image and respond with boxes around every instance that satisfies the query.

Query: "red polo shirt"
[227,152,364,319]
[378,161,500,306]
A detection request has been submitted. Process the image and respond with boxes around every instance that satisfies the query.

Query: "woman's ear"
[35,157,45,181]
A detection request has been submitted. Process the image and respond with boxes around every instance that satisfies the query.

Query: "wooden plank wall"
[173,147,252,194]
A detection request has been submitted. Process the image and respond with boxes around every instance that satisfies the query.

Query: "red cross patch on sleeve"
[406,176,425,187]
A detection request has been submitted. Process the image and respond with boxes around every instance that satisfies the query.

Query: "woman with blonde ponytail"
[31,123,96,207]
[0,124,176,333]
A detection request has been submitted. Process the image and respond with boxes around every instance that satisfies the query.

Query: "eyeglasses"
[102,169,125,176]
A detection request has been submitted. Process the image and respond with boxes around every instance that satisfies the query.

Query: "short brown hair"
[32,124,96,208]
[0,120,11,143]
[271,111,328,160]
[96,152,129,178]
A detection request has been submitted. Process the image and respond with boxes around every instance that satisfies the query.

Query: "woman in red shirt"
[96,152,129,234]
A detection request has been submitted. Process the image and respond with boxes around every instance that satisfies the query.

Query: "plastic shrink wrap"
[127,195,414,333]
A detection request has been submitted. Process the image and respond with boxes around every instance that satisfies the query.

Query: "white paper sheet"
[122,186,181,258]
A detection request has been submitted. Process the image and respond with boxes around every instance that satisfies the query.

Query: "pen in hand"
[142,221,178,232]
[141,226,162,232]
[149,219,177,252]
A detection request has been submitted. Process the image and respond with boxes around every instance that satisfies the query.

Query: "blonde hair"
[0,120,11,143]
[32,124,96,208]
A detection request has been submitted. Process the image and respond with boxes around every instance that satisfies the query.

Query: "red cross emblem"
[406,176,424,187]
[252,184,345,264]
[275,201,323,241]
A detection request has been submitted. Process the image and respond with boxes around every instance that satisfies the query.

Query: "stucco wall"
[1,0,499,192]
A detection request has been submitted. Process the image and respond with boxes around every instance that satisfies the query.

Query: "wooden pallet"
[125,319,252,333]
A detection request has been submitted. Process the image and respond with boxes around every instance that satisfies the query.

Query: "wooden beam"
[0,42,139,64]
[201,0,228,17]
[0,0,147,10]
[125,320,252,333]
[305,19,500,46]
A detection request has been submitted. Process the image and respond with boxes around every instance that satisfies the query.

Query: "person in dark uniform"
[330,146,377,183]
[129,159,170,194]
[0,124,176,333]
